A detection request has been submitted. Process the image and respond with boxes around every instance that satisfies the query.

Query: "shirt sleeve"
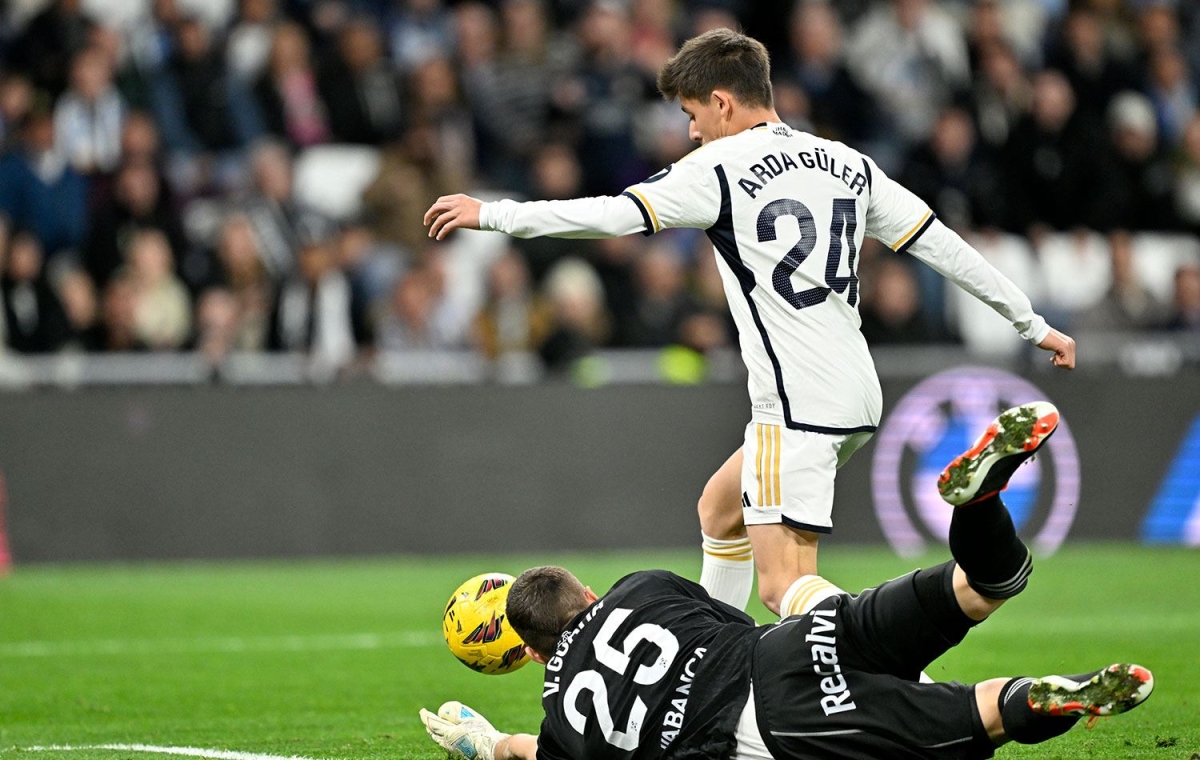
[906,219,1050,343]
[862,155,938,254]
[622,157,722,235]
[865,157,1049,344]
[479,195,648,239]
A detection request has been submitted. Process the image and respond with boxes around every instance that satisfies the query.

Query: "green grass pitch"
[0,546,1197,760]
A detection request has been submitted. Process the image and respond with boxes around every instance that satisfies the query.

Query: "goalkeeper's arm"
[421,701,538,760]
[493,734,538,760]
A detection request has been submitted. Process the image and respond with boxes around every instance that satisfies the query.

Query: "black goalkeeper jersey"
[535,570,759,760]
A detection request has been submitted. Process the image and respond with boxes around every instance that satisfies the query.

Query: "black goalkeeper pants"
[750,561,997,760]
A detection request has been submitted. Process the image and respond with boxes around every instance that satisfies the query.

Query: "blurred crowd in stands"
[0,0,1198,376]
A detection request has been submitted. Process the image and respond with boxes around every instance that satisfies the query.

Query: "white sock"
[699,533,754,610]
[779,574,845,618]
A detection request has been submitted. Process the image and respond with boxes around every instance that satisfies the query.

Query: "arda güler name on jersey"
[736,146,869,200]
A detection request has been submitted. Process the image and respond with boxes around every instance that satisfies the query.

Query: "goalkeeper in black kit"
[420,402,1153,760]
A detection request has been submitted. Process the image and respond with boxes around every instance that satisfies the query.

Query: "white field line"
[12,745,326,760]
[0,631,441,658]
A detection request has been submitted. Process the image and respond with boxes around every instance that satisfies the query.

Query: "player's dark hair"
[657,28,773,108]
[507,566,591,659]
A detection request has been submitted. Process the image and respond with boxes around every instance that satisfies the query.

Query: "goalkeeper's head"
[507,566,598,662]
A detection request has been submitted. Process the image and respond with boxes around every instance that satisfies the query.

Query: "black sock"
[948,494,1032,599]
[998,677,1080,744]
[912,561,978,642]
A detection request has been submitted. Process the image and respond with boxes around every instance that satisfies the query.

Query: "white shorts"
[740,423,873,533]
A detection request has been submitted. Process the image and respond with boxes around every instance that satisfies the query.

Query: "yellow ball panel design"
[442,573,529,675]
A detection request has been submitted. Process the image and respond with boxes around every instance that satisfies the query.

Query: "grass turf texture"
[0,546,1197,760]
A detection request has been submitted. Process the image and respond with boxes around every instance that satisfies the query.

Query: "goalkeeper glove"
[420,701,511,760]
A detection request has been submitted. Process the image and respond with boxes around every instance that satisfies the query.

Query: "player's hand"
[420,701,509,760]
[1037,328,1076,370]
[424,194,483,241]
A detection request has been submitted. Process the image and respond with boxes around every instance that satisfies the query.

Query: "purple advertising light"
[872,367,1081,556]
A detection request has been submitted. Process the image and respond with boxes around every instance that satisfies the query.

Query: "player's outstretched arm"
[864,160,1075,368]
[423,193,647,241]
[423,159,719,241]
[1036,327,1076,370]
[897,220,1069,360]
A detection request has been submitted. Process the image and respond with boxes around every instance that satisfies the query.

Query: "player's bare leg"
[697,449,835,616]
[762,432,872,615]
[745,522,819,615]
[952,564,1005,622]
[697,449,746,540]
[974,679,1009,742]
[697,449,754,609]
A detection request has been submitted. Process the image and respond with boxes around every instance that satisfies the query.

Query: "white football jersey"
[624,122,935,432]
[480,121,1047,433]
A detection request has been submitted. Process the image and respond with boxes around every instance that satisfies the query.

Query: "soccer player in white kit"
[423,29,1076,617]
